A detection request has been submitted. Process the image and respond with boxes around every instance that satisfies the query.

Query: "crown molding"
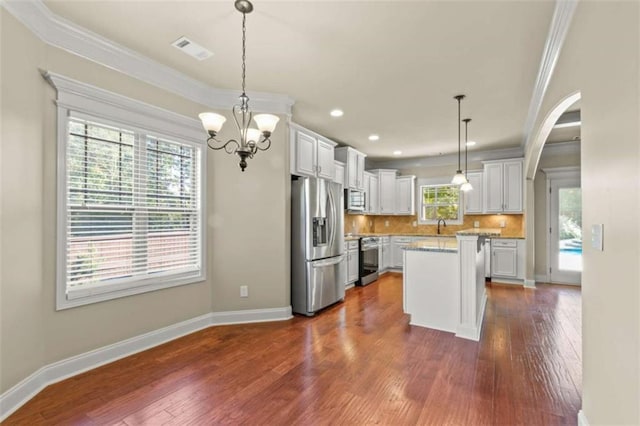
[521,0,578,149]
[0,0,295,115]
[369,146,524,170]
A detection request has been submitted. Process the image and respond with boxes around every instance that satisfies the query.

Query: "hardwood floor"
[4,274,582,425]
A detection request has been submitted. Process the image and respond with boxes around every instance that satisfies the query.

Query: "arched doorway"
[524,92,581,286]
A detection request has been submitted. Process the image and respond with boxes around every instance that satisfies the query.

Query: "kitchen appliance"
[291,177,345,316]
[359,236,380,285]
[345,188,366,212]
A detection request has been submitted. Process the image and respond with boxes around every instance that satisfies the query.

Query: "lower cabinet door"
[492,247,517,278]
[347,249,359,283]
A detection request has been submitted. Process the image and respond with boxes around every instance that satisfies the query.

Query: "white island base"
[403,234,490,341]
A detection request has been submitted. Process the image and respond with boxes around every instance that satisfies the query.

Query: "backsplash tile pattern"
[345,213,524,237]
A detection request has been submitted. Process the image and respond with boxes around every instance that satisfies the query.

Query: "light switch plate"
[474,221,480,228]
[385,220,389,227]
[412,221,417,227]
[499,220,506,228]
[591,224,604,250]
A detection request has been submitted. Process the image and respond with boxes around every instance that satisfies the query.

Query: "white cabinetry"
[345,240,359,286]
[382,237,392,271]
[391,236,413,268]
[369,169,397,215]
[290,123,336,180]
[464,171,483,214]
[364,172,379,214]
[491,238,526,282]
[334,161,345,186]
[482,158,523,213]
[395,175,416,215]
[335,147,366,191]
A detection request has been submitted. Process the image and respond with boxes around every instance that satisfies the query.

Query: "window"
[418,184,463,225]
[49,72,206,309]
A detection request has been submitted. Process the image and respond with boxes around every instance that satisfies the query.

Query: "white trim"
[490,278,524,285]
[524,279,536,288]
[0,306,292,421]
[534,274,548,283]
[1,0,294,115]
[522,0,578,148]
[577,410,589,426]
[416,179,464,225]
[541,140,581,158]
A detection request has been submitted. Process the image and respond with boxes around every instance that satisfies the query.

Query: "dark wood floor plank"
[2,275,582,425]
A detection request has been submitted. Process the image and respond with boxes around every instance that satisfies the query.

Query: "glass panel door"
[550,177,582,285]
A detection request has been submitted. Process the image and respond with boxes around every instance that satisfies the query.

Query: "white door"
[503,160,523,213]
[549,175,582,285]
[347,249,359,283]
[464,172,483,214]
[492,247,517,278]
[369,176,379,214]
[378,171,396,214]
[396,178,412,214]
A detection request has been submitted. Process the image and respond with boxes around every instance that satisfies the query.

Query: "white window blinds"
[65,116,202,299]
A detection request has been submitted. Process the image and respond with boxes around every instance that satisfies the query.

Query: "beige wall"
[1,10,290,393]
[533,148,580,279]
[526,1,639,423]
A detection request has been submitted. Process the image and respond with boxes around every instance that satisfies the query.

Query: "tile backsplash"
[345,213,524,237]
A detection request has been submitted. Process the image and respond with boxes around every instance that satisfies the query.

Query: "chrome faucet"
[437,218,447,235]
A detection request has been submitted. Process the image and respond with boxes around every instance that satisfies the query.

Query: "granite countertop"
[403,239,458,253]
[345,231,525,240]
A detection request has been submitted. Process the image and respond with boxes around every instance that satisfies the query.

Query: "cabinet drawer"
[493,239,517,248]
[380,236,390,243]
[393,237,412,243]
[348,240,359,250]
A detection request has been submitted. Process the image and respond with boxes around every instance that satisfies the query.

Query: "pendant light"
[460,118,473,192]
[199,0,279,172]
[451,95,468,185]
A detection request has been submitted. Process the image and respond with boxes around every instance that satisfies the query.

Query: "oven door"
[359,242,379,285]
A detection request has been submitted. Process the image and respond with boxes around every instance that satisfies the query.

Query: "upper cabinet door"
[316,138,335,180]
[347,150,358,189]
[395,176,415,215]
[378,170,397,214]
[503,160,523,213]
[369,175,379,214]
[464,172,483,214]
[356,154,365,191]
[292,130,317,178]
[483,162,504,213]
[333,161,345,186]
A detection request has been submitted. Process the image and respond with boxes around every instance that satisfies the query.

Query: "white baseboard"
[0,306,292,422]
[577,410,589,426]
[524,279,536,288]
[534,274,548,283]
[489,278,524,286]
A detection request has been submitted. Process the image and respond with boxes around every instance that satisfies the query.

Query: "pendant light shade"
[451,95,468,186]
[460,118,473,192]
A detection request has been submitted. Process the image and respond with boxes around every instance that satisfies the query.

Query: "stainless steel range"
[358,236,380,286]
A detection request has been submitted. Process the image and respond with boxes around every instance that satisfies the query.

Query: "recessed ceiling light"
[330,109,344,117]
[466,141,477,146]
[393,150,402,156]
[368,134,380,141]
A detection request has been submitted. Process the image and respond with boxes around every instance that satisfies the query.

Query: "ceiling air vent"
[171,36,213,61]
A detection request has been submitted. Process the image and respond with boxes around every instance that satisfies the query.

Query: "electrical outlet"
[499,220,506,228]
[412,221,417,227]
[369,220,373,228]
[240,285,249,298]
[385,220,389,227]
[474,221,480,228]
[352,220,355,228]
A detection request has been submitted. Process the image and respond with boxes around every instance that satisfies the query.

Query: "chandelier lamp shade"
[451,94,468,185]
[198,0,279,172]
[460,118,473,192]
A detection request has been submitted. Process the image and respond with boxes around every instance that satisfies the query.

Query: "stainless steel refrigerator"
[291,177,345,316]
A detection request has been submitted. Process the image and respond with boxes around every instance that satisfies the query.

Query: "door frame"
[543,166,581,285]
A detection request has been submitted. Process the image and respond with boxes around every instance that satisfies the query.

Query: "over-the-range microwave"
[345,188,366,212]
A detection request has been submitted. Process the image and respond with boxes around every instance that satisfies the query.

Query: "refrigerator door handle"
[311,255,345,268]
[327,186,336,249]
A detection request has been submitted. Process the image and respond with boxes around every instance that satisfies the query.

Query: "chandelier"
[451,94,468,185]
[460,118,473,192]
[199,0,279,172]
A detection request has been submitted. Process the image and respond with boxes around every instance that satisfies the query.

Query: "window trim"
[47,72,207,310]
[416,178,463,225]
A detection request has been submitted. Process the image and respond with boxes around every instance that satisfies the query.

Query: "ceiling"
[44,0,556,161]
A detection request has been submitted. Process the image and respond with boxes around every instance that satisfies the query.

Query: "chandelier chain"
[241,12,247,96]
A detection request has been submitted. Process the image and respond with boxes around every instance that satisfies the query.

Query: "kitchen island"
[403,230,498,341]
